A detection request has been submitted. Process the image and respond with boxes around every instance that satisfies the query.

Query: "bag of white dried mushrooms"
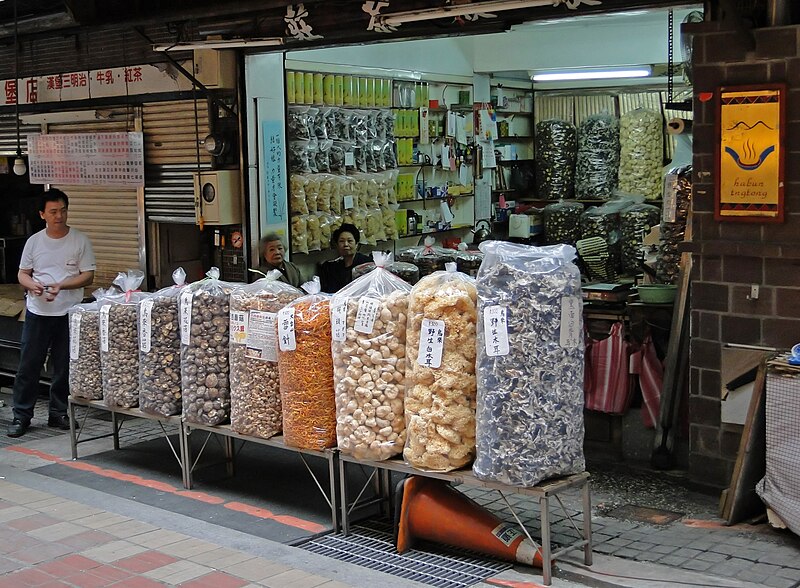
[229,271,302,439]
[404,263,477,472]
[138,268,187,417]
[473,242,586,487]
[331,251,410,460]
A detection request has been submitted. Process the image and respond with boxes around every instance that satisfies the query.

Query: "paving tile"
[28,521,88,541]
[177,570,250,588]
[143,559,214,584]
[80,540,149,563]
[115,550,179,573]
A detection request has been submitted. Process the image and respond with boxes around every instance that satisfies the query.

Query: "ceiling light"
[532,66,652,82]
[153,38,284,52]
[381,0,554,26]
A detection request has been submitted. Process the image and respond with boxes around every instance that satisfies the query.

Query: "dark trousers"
[12,310,69,425]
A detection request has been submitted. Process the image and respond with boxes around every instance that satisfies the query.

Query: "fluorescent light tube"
[154,38,284,52]
[382,0,555,26]
[532,67,652,82]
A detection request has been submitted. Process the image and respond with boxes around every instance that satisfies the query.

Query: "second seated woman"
[318,223,370,293]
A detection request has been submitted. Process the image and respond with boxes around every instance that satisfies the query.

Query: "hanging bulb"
[13,156,26,176]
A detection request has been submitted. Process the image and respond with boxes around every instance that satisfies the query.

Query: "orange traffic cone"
[395,476,545,568]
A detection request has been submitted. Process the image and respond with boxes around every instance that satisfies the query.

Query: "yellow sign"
[717,86,784,222]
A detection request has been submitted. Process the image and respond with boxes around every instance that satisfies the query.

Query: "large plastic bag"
[576,113,620,200]
[180,267,238,425]
[473,242,585,487]
[535,119,577,201]
[138,268,187,417]
[618,108,664,200]
[331,252,411,460]
[277,277,336,450]
[405,263,477,471]
[100,270,147,409]
[229,271,302,439]
[68,288,110,401]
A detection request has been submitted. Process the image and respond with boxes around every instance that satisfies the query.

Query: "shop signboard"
[716,84,785,223]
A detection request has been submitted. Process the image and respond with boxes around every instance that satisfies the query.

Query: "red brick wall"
[687,22,800,489]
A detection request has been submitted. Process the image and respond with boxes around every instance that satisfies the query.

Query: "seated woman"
[318,223,370,293]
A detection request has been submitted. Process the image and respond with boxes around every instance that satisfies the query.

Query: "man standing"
[253,233,302,287]
[7,189,95,438]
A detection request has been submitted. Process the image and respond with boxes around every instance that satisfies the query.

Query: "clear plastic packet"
[543,200,583,245]
[306,213,322,252]
[100,270,147,409]
[287,106,313,140]
[618,108,664,200]
[535,119,578,201]
[473,242,585,487]
[229,271,302,439]
[277,277,336,450]
[180,267,238,425]
[331,252,411,460]
[291,215,309,254]
[289,140,312,174]
[576,113,620,200]
[138,268,187,417]
[68,289,109,401]
[405,263,477,471]
[290,174,309,216]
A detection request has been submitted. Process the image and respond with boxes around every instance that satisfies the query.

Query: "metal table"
[67,396,188,487]
[182,423,339,531]
[338,455,592,586]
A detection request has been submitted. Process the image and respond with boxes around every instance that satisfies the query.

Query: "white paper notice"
[354,296,380,334]
[180,289,193,345]
[246,311,277,362]
[483,305,510,357]
[70,313,81,360]
[278,307,297,351]
[331,298,348,342]
[139,299,154,352]
[560,297,582,348]
[99,305,110,353]
[230,309,248,345]
[416,318,445,369]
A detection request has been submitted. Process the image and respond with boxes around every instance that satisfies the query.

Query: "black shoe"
[7,418,29,438]
[48,415,70,430]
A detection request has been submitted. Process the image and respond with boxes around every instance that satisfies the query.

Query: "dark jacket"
[254,260,303,288]
[319,252,370,293]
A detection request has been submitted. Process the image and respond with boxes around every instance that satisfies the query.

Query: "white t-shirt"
[19,227,96,317]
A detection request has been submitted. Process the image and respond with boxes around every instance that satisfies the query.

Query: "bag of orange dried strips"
[277,277,337,450]
[331,251,411,460]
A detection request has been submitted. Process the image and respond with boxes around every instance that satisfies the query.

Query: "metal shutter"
[143,100,211,223]
[48,115,143,289]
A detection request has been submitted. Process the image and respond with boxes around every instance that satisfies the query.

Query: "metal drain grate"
[300,520,510,588]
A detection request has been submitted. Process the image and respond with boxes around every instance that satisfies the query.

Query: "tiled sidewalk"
[0,480,351,588]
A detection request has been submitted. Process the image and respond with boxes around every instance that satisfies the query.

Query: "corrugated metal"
[0,115,41,155]
[574,95,617,127]
[142,100,212,223]
[48,116,143,289]
[534,95,574,125]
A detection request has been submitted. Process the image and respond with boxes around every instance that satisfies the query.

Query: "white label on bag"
[278,307,296,351]
[99,305,110,353]
[139,299,154,352]
[560,296,582,349]
[331,298,348,342]
[230,310,248,344]
[179,289,193,345]
[417,318,445,369]
[354,296,381,334]
[246,311,277,361]
[70,313,81,360]
[483,305,509,357]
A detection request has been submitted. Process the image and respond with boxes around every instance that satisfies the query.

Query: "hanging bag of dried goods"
[657,165,692,284]
[405,263,477,472]
[618,108,664,201]
[277,277,336,450]
[138,268,187,417]
[229,271,302,439]
[68,288,110,401]
[620,203,661,274]
[575,113,620,201]
[180,267,237,425]
[100,270,147,409]
[543,200,583,246]
[473,242,585,487]
[535,119,577,201]
[331,252,410,460]
[584,322,632,415]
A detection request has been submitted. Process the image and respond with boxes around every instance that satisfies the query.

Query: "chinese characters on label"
[416,318,445,369]
[483,305,510,357]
